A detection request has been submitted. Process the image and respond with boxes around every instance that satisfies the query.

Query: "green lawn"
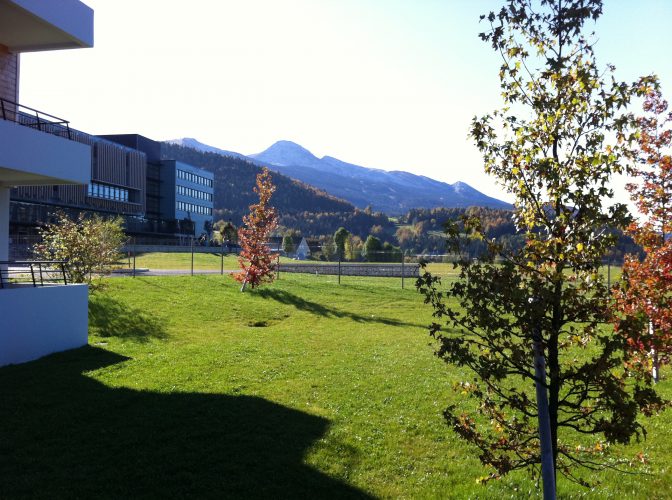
[0,274,668,498]
[121,251,240,271]
[121,251,618,283]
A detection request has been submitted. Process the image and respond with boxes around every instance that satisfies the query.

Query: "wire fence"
[9,236,623,288]
[112,240,623,290]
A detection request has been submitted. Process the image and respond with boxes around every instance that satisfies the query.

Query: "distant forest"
[162,144,640,261]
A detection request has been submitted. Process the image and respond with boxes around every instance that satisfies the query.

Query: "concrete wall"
[1,0,94,52]
[0,284,88,366]
[0,119,90,185]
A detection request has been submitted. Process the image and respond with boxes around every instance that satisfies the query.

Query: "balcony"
[0,260,88,367]
[0,98,90,187]
[0,0,94,52]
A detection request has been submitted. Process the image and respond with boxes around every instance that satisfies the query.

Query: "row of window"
[177,169,213,187]
[176,201,212,216]
[177,185,213,201]
[87,182,130,202]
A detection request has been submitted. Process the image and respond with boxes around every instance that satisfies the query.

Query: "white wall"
[0,120,90,186]
[0,284,89,366]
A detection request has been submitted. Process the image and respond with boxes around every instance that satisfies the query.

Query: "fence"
[0,260,69,289]
[9,236,624,290]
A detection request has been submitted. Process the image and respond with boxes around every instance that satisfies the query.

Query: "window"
[86,182,130,203]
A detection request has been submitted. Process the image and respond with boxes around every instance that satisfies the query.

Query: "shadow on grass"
[256,289,426,328]
[0,346,370,498]
[89,295,168,342]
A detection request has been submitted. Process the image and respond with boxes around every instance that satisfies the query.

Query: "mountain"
[161,143,401,240]
[161,142,354,221]
[165,138,249,161]
[249,140,322,168]
[169,138,511,215]
[250,141,510,214]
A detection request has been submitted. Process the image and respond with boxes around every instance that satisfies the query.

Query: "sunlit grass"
[1,273,667,498]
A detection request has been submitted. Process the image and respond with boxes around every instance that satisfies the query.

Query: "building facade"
[165,160,214,238]
[10,134,147,237]
[100,134,214,239]
[0,0,94,366]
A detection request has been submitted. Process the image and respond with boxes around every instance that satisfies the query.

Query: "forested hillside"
[162,144,639,261]
[162,143,393,237]
[162,143,354,222]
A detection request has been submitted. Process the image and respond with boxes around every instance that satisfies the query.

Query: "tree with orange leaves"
[234,168,278,291]
[614,81,672,382]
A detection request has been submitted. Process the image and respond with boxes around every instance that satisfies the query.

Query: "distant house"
[295,237,310,260]
[292,238,321,260]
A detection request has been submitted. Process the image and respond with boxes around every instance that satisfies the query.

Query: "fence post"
[191,236,194,276]
[338,255,341,285]
[132,237,136,278]
[276,254,280,279]
[607,259,611,290]
[401,254,405,290]
[221,239,224,275]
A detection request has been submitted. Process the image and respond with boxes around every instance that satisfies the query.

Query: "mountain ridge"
[168,138,511,214]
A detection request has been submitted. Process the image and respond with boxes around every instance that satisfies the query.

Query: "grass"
[121,251,240,271]
[0,273,668,498]
[123,252,620,281]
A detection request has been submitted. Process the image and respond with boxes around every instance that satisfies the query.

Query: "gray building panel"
[167,160,214,237]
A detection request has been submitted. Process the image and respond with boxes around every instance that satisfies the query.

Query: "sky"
[18,0,672,204]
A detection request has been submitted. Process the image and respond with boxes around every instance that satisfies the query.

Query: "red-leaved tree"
[234,168,278,291]
[614,82,672,382]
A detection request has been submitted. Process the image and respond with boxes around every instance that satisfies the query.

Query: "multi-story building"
[9,132,214,244]
[100,134,214,239]
[10,134,147,237]
[0,0,94,366]
[164,160,214,238]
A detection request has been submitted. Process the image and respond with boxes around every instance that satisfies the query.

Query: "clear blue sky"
[19,0,672,203]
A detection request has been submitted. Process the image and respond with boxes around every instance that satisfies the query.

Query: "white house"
[0,0,94,366]
[295,237,311,260]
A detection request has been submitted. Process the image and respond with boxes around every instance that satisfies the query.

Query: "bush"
[33,212,126,285]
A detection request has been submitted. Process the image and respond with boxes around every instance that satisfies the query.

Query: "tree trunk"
[650,320,659,383]
[533,329,557,500]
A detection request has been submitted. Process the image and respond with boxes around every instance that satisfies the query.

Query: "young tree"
[417,0,665,491]
[344,235,362,262]
[282,234,295,256]
[33,212,125,286]
[334,227,350,259]
[234,168,278,291]
[362,235,382,262]
[614,84,672,382]
[322,237,337,261]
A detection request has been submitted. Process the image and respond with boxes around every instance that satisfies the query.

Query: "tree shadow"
[89,295,169,342]
[255,289,426,328]
[0,346,371,498]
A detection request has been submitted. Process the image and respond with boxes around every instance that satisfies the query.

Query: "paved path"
[112,269,238,277]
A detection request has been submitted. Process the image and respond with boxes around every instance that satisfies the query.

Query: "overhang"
[0,0,94,52]
[0,120,90,187]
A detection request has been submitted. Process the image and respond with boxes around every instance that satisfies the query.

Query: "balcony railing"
[0,97,71,140]
[0,260,68,289]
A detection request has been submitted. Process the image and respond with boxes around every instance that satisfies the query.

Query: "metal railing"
[0,260,68,289]
[0,97,72,140]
